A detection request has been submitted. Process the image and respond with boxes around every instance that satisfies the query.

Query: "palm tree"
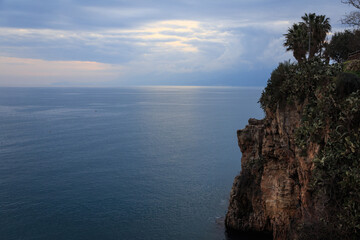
[301,13,331,58]
[284,23,308,62]
[284,13,331,62]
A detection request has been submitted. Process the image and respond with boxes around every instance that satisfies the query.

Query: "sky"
[0,0,354,87]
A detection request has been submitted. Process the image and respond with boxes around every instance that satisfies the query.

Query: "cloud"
[0,19,243,71]
[258,37,294,66]
[0,56,121,86]
[82,6,159,19]
[0,0,352,86]
[0,18,306,86]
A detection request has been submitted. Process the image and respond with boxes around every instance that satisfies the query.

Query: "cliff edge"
[225,59,360,240]
[225,104,320,240]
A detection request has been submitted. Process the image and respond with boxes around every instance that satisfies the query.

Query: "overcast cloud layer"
[0,0,352,87]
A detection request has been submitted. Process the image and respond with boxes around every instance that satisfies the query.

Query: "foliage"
[327,30,360,63]
[342,0,360,27]
[302,13,331,58]
[335,72,360,98]
[287,68,360,238]
[259,58,341,111]
[284,13,331,62]
[309,89,360,239]
[259,61,291,110]
[284,23,308,62]
[297,219,342,240]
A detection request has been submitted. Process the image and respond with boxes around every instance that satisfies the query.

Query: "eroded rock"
[225,104,323,240]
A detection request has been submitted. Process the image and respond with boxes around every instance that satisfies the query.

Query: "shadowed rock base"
[225,228,273,240]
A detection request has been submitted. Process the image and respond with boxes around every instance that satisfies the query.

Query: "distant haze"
[0,0,351,87]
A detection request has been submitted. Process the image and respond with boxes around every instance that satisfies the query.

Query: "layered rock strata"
[225,105,323,240]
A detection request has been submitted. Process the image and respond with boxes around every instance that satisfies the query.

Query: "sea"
[0,86,264,240]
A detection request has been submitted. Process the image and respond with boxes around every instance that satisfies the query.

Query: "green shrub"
[296,84,360,239]
[335,72,360,98]
[259,58,341,111]
[259,61,291,110]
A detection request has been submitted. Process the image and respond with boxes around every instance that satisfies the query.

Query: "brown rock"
[225,104,323,240]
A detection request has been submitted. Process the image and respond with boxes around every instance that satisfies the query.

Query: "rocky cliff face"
[225,104,325,240]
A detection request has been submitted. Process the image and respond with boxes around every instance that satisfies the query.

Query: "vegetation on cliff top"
[259,11,360,239]
[327,29,360,63]
[283,13,331,63]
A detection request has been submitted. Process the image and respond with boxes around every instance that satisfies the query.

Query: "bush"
[327,30,360,63]
[259,58,341,111]
[295,81,360,239]
[311,90,360,239]
[259,61,291,110]
[335,72,360,98]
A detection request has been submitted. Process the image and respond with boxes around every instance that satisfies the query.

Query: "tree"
[284,13,331,62]
[327,30,360,62]
[301,13,331,58]
[342,0,360,27]
[284,23,308,62]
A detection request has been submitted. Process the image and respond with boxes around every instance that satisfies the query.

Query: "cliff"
[225,103,325,240]
[225,59,360,240]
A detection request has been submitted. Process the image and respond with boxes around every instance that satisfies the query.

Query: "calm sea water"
[0,87,264,240]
